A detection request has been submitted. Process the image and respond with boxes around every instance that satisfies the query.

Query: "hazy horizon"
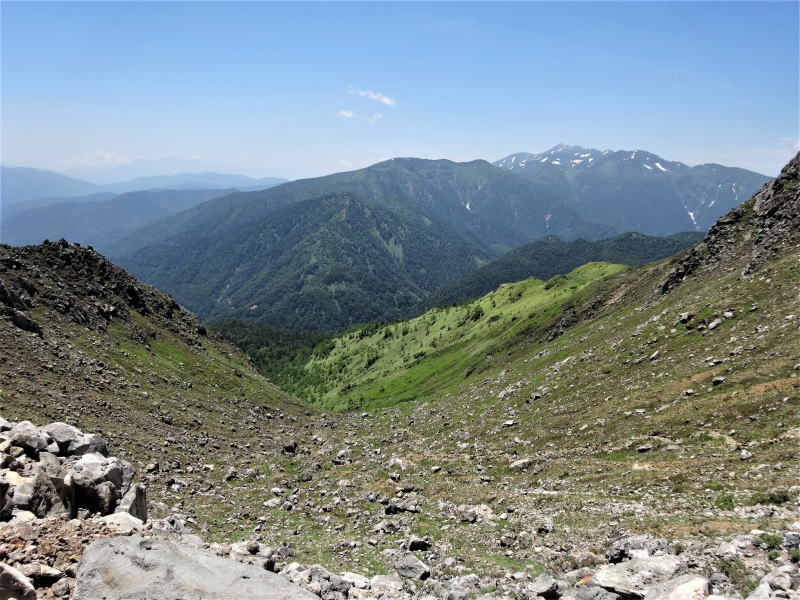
[2,1,798,180]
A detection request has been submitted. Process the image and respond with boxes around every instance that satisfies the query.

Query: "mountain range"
[494,144,769,234]
[1,165,286,210]
[1,188,234,253]
[109,149,767,331]
[110,157,620,331]
[2,147,771,333]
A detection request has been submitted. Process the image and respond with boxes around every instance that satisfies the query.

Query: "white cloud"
[348,87,397,107]
[336,110,383,127]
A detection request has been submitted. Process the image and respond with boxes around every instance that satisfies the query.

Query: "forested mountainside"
[110,153,754,332]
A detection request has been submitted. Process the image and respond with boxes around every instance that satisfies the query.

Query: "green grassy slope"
[421,231,704,309]
[299,262,628,410]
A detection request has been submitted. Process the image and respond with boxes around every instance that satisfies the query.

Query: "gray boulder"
[64,452,132,516]
[0,477,13,521]
[574,587,621,600]
[74,536,319,600]
[41,422,85,455]
[11,469,66,517]
[643,574,709,599]
[9,421,50,456]
[745,564,799,599]
[115,483,147,521]
[526,573,560,599]
[39,423,108,456]
[0,562,37,600]
[590,555,684,599]
[395,553,430,580]
[607,535,670,563]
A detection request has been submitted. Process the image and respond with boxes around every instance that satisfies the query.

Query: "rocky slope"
[1,416,797,599]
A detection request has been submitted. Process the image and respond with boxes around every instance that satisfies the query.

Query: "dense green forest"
[211,320,326,394]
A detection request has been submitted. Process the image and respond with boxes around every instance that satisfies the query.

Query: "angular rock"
[0,477,13,521]
[607,535,670,563]
[575,587,621,600]
[527,573,560,599]
[74,536,318,600]
[643,574,709,600]
[0,562,37,600]
[64,452,133,516]
[395,553,430,580]
[115,483,147,522]
[745,564,798,599]
[98,512,143,534]
[9,421,50,456]
[590,555,684,599]
[370,574,404,594]
[41,422,85,455]
[11,469,66,518]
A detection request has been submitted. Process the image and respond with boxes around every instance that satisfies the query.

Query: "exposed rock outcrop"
[661,152,800,292]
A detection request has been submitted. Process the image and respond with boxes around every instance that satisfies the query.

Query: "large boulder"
[8,421,52,456]
[40,422,108,456]
[395,553,430,580]
[10,469,66,518]
[0,562,37,600]
[74,536,319,600]
[745,564,799,599]
[115,483,147,522]
[64,452,133,516]
[0,477,13,521]
[643,574,709,600]
[589,555,685,599]
[607,535,670,563]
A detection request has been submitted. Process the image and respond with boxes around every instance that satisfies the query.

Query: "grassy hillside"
[298,262,628,410]
[422,231,704,309]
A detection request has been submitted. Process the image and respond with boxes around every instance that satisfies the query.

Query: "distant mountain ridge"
[494,144,770,235]
[1,188,234,253]
[112,157,616,331]
[0,165,287,209]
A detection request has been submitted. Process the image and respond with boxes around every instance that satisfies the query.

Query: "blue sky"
[2,1,798,179]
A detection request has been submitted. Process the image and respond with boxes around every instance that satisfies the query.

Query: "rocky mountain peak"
[661,152,800,292]
[0,238,206,342]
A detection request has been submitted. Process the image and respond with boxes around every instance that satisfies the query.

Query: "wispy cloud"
[348,87,397,107]
[336,111,383,127]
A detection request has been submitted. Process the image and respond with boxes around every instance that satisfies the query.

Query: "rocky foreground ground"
[0,417,798,600]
